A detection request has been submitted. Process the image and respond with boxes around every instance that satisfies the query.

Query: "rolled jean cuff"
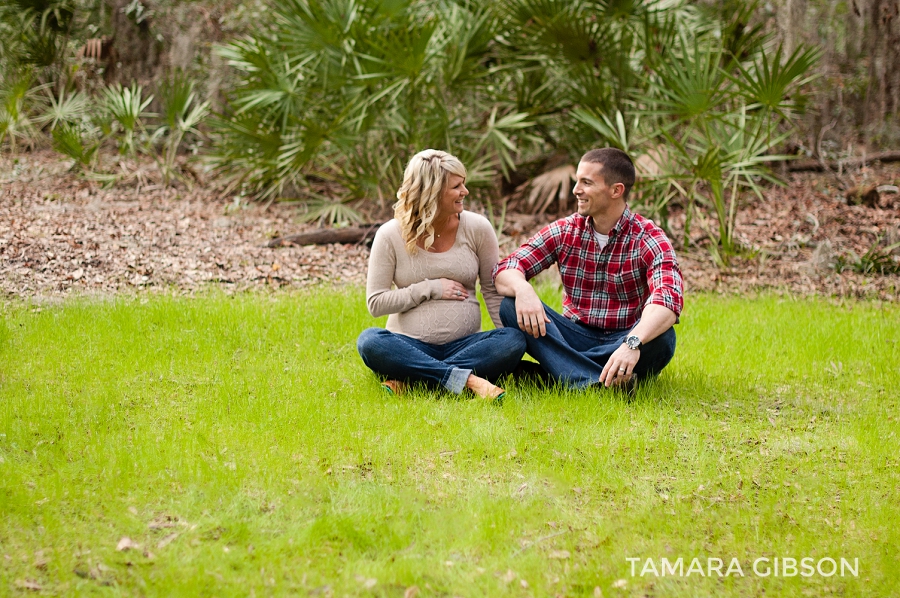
[444,367,471,394]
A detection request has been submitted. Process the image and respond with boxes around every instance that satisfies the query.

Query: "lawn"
[1,289,898,596]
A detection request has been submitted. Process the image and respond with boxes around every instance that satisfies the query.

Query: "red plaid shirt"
[494,209,683,330]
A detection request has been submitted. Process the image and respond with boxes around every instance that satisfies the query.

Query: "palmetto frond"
[51,122,98,167]
[732,44,821,118]
[646,33,732,122]
[100,83,154,156]
[295,193,364,226]
[524,164,575,214]
[206,0,818,247]
[36,87,88,130]
[572,109,636,153]
[0,68,43,153]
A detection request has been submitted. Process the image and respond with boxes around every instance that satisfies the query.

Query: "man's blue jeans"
[357,327,527,394]
[499,297,676,389]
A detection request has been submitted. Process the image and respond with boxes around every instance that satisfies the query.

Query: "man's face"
[573,161,623,220]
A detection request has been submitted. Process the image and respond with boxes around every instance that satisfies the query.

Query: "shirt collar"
[586,207,632,237]
[611,207,632,236]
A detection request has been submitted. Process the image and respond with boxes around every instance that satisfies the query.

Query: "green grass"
[1,289,898,596]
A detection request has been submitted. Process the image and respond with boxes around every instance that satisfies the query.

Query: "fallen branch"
[267,223,384,247]
[787,151,900,172]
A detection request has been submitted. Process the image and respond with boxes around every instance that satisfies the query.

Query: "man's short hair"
[581,148,636,198]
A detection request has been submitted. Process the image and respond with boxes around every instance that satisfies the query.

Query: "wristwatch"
[624,334,642,350]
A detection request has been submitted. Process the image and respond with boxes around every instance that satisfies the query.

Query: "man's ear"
[612,182,626,199]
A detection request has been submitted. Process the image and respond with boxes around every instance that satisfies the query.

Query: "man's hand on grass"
[599,343,639,387]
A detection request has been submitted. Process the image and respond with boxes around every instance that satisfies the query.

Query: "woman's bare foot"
[465,374,505,400]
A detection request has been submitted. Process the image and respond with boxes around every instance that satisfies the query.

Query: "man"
[493,148,683,389]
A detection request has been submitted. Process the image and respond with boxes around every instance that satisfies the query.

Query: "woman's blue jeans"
[499,297,676,389]
[357,327,527,393]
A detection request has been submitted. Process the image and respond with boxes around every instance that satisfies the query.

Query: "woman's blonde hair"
[394,149,467,254]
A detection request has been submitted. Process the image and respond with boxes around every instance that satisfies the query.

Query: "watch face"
[626,335,640,349]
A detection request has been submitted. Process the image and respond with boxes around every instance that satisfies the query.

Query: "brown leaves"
[845,185,880,208]
[0,151,369,298]
[156,533,178,549]
[111,512,190,556]
[4,151,900,300]
[32,551,49,570]
[148,513,181,530]
[14,579,42,591]
[116,537,140,551]
[74,562,113,583]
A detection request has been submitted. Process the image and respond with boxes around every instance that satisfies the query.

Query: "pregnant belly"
[389,300,482,344]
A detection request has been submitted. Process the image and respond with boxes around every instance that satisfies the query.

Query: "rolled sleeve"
[642,234,684,318]
[492,255,524,281]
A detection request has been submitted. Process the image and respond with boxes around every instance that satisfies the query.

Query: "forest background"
[3,0,900,265]
[3,3,900,596]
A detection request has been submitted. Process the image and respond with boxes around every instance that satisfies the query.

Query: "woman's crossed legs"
[357,327,526,394]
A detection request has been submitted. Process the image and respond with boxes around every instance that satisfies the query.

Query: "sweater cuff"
[404,279,443,305]
[427,278,443,299]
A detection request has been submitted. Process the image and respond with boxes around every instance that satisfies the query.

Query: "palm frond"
[732,44,821,118]
[51,122,98,167]
[101,83,155,155]
[524,164,575,214]
[0,69,42,153]
[572,109,635,153]
[293,193,364,226]
[36,87,88,130]
[645,33,731,123]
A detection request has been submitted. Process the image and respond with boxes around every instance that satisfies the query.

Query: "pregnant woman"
[357,149,526,399]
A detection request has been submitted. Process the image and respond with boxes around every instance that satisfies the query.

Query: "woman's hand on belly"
[439,278,469,301]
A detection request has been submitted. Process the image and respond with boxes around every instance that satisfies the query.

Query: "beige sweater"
[365,211,503,344]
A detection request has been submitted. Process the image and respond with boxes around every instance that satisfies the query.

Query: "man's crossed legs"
[499,297,676,389]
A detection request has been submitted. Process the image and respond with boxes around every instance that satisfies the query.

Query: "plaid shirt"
[493,208,684,330]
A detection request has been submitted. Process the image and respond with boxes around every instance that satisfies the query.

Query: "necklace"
[434,215,457,238]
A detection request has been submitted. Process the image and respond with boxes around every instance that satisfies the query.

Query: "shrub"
[209,0,817,246]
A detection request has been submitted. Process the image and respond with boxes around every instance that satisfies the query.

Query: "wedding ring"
[455,290,461,296]
[618,368,626,372]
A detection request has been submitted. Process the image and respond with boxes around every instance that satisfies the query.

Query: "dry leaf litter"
[3,151,899,301]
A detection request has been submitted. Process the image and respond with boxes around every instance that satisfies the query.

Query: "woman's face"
[437,174,468,217]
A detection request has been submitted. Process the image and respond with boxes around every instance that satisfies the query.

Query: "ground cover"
[1,290,898,596]
[3,151,900,301]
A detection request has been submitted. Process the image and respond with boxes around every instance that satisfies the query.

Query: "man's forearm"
[629,304,677,344]
[495,268,549,336]
[494,269,530,297]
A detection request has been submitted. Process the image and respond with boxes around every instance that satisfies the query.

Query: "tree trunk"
[104,0,163,86]
[865,0,900,130]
